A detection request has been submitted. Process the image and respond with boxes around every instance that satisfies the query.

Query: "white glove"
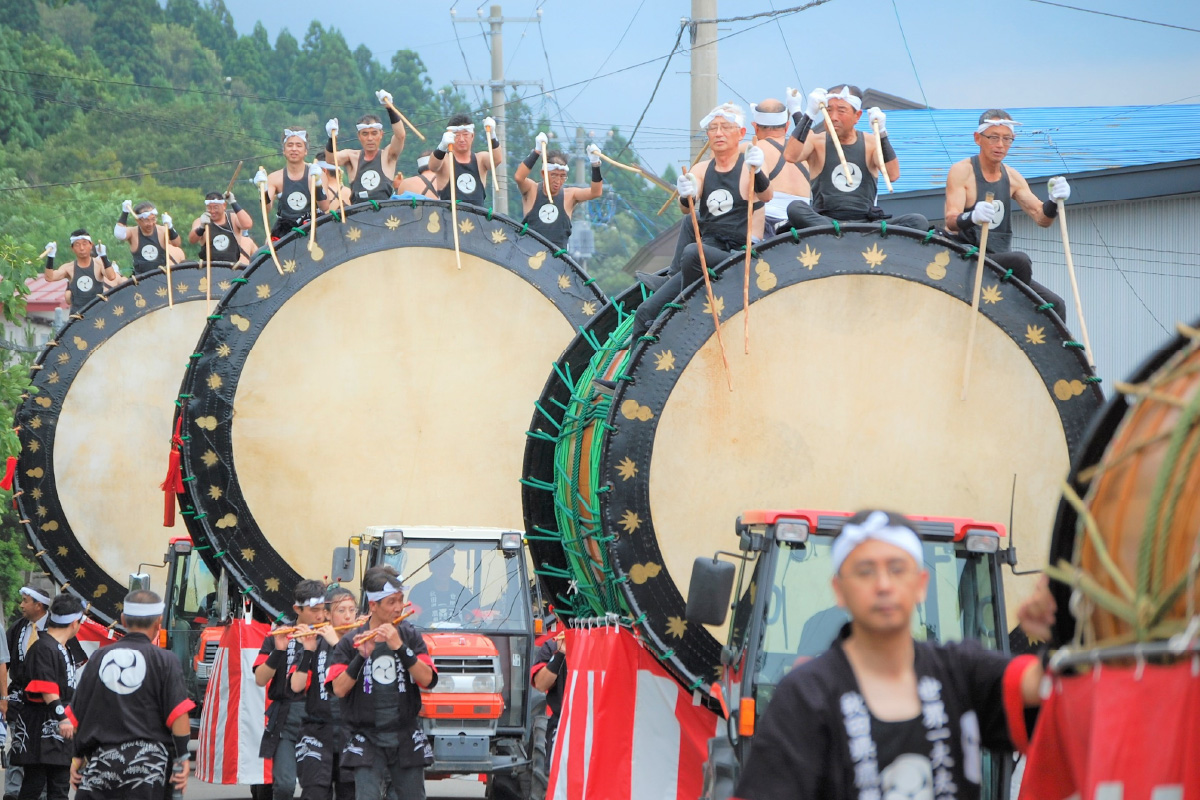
[308,162,323,180]
[586,143,601,165]
[45,242,57,258]
[676,173,698,199]
[325,118,339,138]
[161,212,173,229]
[440,130,457,150]
[482,116,496,132]
[121,199,133,214]
[744,145,764,170]
[224,190,237,206]
[970,200,999,226]
[252,168,268,190]
[1047,176,1071,202]
[805,88,828,121]
[534,131,548,148]
[198,213,212,227]
[375,89,392,107]
[867,107,886,133]
[95,243,106,258]
[785,87,804,117]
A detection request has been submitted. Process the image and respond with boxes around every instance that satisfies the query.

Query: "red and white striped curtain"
[196,619,273,786]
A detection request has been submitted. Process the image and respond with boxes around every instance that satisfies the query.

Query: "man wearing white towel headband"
[735,509,1057,800]
[4,579,55,800]
[393,150,440,200]
[945,109,1068,317]
[70,590,193,800]
[429,112,502,208]
[324,89,408,204]
[748,98,812,232]
[513,137,603,249]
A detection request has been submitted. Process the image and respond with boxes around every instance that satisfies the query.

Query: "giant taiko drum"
[524,224,1103,689]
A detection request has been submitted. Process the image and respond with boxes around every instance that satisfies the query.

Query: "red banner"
[196,619,272,786]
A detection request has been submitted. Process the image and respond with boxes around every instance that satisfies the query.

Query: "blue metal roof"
[881,105,1200,192]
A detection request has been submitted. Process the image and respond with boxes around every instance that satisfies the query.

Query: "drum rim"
[14,262,240,627]
[551,223,1103,690]
[175,199,607,624]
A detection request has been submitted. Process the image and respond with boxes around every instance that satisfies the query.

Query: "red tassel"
[161,415,185,527]
[0,456,16,491]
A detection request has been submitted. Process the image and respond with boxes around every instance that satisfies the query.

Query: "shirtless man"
[324,90,407,205]
[513,134,603,249]
[42,231,119,313]
[428,113,502,208]
[252,128,330,239]
[749,98,811,232]
[784,85,927,231]
[944,109,1068,314]
[114,202,184,275]
[393,151,439,200]
[187,191,254,266]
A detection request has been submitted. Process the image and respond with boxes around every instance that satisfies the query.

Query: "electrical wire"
[614,24,685,159]
[0,154,272,192]
[769,0,805,97]
[560,0,647,112]
[890,0,952,164]
[1025,1,1200,34]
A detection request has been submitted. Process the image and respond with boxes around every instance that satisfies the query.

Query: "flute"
[285,616,370,639]
[352,607,417,647]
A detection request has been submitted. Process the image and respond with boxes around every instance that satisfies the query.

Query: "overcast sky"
[229,0,1200,171]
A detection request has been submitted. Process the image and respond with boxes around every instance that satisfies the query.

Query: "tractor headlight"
[964,530,1000,554]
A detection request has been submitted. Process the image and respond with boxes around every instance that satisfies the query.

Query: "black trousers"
[782,199,931,234]
[989,251,1067,321]
[633,242,736,336]
[17,765,70,800]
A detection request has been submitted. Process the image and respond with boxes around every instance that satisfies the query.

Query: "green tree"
[37,1,100,59]
[151,23,222,89]
[224,22,274,97]
[88,0,165,84]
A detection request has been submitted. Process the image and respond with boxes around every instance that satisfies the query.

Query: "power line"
[560,0,648,112]
[1025,1,1200,34]
[615,23,686,159]
[690,0,834,24]
[769,0,805,97]
[890,0,952,164]
[0,154,270,192]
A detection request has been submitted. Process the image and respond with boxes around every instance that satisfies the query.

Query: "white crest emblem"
[831,162,863,193]
[76,275,95,293]
[989,199,1006,227]
[98,648,147,695]
[140,244,159,261]
[456,173,477,195]
[286,191,308,211]
[879,753,934,800]
[371,655,397,685]
[706,188,734,216]
[359,170,381,191]
[537,203,559,224]
[212,233,231,252]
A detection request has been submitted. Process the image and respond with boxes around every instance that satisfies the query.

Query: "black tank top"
[959,155,1013,254]
[351,150,390,202]
[699,154,754,251]
[276,168,312,226]
[813,132,877,221]
[522,186,572,248]
[70,260,103,312]
[202,217,241,263]
[438,154,486,207]
[130,228,166,275]
[418,173,437,198]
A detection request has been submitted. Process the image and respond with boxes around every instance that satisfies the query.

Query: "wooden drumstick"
[872,119,893,193]
[448,154,463,271]
[684,172,733,393]
[257,169,284,275]
[658,140,710,215]
[540,139,552,201]
[204,223,212,314]
[596,152,641,173]
[161,224,174,308]
[385,100,425,141]
[820,103,853,189]
[485,122,499,205]
[37,247,51,259]
[1050,178,1094,368]
[961,191,995,400]
[744,137,756,355]
[330,132,347,224]
[308,169,319,254]
[224,161,244,197]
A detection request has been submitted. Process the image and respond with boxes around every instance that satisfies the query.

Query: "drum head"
[15,264,239,625]
[177,202,605,621]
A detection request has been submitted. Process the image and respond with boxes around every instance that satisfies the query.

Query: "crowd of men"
[41,83,1073,325]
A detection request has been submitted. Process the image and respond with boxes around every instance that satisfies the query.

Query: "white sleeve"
[113,224,128,241]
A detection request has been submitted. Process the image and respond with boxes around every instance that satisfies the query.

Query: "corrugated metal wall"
[1008,193,1200,388]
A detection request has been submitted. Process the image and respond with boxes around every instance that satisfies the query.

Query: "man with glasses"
[733,509,1057,800]
[945,109,1068,315]
[324,90,408,205]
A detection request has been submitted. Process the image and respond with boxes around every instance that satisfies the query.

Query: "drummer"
[733,509,1057,800]
[944,110,1068,316]
[187,192,254,266]
[42,232,120,313]
[323,90,407,205]
[428,113,502,208]
[513,134,603,249]
[631,102,770,337]
[748,98,811,232]
[252,128,331,240]
[392,151,439,200]
[114,201,185,274]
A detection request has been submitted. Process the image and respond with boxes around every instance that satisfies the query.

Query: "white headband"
[448,124,475,134]
[205,198,227,206]
[49,611,83,625]
[296,597,325,608]
[283,129,308,142]
[416,156,430,170]
[976,118,1021,134]
[365,583,402,602]
[20,586,51,606]
[357,122,384,131]
[751,104,788,126]
[544,163,569,174]
[826,86,862,112]
[699,103,746,131]
[135,209,158,220]
[69,234,92,244]
[314,160,342,173]
[123,601,165,617]
[830,511,924,575]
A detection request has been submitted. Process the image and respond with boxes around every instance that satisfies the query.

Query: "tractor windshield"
[740,535,1000,706]
[380,539,528,632]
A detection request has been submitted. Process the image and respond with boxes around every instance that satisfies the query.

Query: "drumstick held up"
[821,103,853,189]
[872,119,893,193]
[257,168,284,275]
[961,191,995,400]
[744,137,756,356]
[1050,179,1094,369]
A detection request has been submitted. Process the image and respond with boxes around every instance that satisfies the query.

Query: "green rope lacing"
[368,200,379,211]
[207,314,222,320]
[1084,376,1102,384]
[486,207,494,220]
[999,269,1013,283]
[181,476,196,483]
[330,210,342,222]
[790,227,801,242]
[519,223,529,236]
[190,353,202,359]
[1141,382,1200,599]
[411,198,418,210]
[232,277,249,284]
[1063,341,1085,349]
[879,220,888,236]
[830,220,841,237]
[961,246,979,259]
[1037,302,1055,312]
[291,227,307,237]
[553,249,567,258]
[663,302,685,310]
[922,229,935,244]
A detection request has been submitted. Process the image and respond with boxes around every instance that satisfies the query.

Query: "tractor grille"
[433,656,497,674]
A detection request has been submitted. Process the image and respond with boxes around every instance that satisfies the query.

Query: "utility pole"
[452,4,542,213]
[689,0,718,161]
